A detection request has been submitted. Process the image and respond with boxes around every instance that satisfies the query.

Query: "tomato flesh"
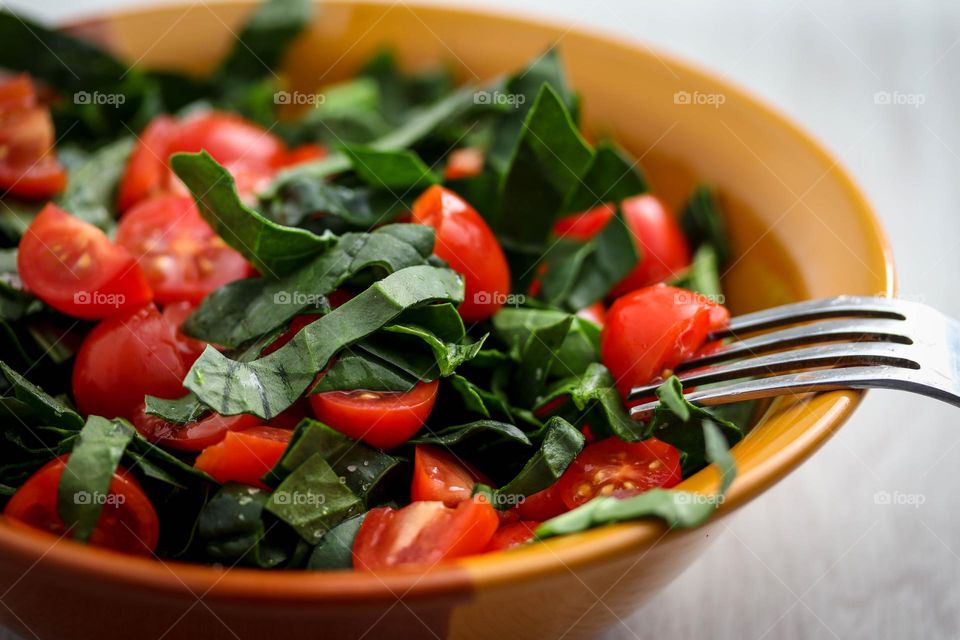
[194,427,291,489]
[309,379,439,449]
[130,402,260,452]
[411,186,510,322]
[18,204,153,320]
[557,437,682,509]
[116,194,252,304]
[353,498,499,570]
[411,445,487,506]
[72,304,203,420]
[513,484,568,521]
[3,456,159,555]
[0,75,66,199]
[485,521,539,552]
[601,284,729,396]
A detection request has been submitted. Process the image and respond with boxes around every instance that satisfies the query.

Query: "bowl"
[0,2,893,639]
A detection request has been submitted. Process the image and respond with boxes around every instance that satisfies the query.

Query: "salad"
[0,0,751,571]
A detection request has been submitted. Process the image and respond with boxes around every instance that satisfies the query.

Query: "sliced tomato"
[18,204,152,320]
[130,402,260,452]
[411,186,510,322]
[513,484,568,521]
[353,498,499,570]
[193,427,291,489]
[3,455,159,555]
[556,437,682,509]
[0,75,66,199]
[411,445,488,506]
[115,194,252,304]
[72,304,202,420]
[116,115,179,212]
[444,147,484,181]
[485,521,539,552]
[575,302,606,327]
[553,204,614,241]
[308,379,439,449]
[601,284,729,396]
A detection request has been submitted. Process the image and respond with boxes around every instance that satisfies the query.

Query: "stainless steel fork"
[628,296,960,415]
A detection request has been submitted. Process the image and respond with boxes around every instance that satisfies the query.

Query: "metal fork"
[628,296,960,415]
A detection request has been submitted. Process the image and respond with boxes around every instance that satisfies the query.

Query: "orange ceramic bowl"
[0,2,893,639]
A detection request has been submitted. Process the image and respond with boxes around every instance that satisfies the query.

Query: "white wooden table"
[4,0,960,638]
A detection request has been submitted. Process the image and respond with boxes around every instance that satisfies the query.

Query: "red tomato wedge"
[411,445,488,506]
[411,186,510,322]
[601,284,729,396]
[130,402,260,452]
[353,498,499,570]
[0,75,66,199]
[193,427,291,489]
[556,437,682,509]
[3,456,159,555]
[513,484,568,521]
[485,521,539,552]
[116,116,179,212]
[553,195,692,295]
[18,204,152,320]
[72,304,204,420]
[115,194,252,304]
[308,379,439,449]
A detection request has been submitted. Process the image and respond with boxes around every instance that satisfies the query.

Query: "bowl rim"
[0,0,894,602]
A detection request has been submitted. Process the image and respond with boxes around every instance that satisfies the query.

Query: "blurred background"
[4,0,960,638]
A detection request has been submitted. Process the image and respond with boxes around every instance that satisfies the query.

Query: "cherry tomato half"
[556,437,682,509]
[411,445,488,506]
[353,498,499,570]
[3,455,159,555]
[554,195,692,296]
[18,204,152,320]
[130,402,260,452]
[485,520,539,552]
[513,484,568,521]
[115,194,252,304]
[72,303,204,420]
[601,284,729,396]
[411,186,510,323]
[193,427,291,489]
[0,75,66,199]
[308,379,439,450]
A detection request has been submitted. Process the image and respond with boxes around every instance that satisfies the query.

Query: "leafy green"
[213,0,311,85]
[57,417,134,542]
[307,512,367,570]
[384,304,486,377]
[171,151,335,277]
[671,245,723,300]
[492,307,600,379]
[538,363,644,442]
[536,421,736,538]
[58,138,133,230]
[411,420,530,447]
[560,142,648,213]
[0,362,84,431]
[343,146,438,190]
[182,223,435,348]
[513,316,573,406]
[680,185,731,266]
[312,349,419,393]
[496,417,584,504]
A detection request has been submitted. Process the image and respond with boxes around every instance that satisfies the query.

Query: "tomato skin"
[485,521,539,552]
[130,402,260,452]
[601,284,729,396]
[411,186,510,322]
[556,437,682,509]
[193,427,291,489]
[18,204,153,320]
[513,484,568,521]
[3,456,159,555]
[575,302,606,327]
[353,498,499,570]
[553,204,615,241]
[72,304,202,420]
[443,147,484,181]
[308,379,439,449]
[411,445,488,506]
[117,116,179,212]
[0,75,66,199]
[115,194,252,304]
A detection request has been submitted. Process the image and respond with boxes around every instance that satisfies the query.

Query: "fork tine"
[683,317,911,369]
[628,342,920,399]
[712,296,905,338]
[628,366,934,416]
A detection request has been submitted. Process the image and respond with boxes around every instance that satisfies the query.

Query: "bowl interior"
[4,0,892,600]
